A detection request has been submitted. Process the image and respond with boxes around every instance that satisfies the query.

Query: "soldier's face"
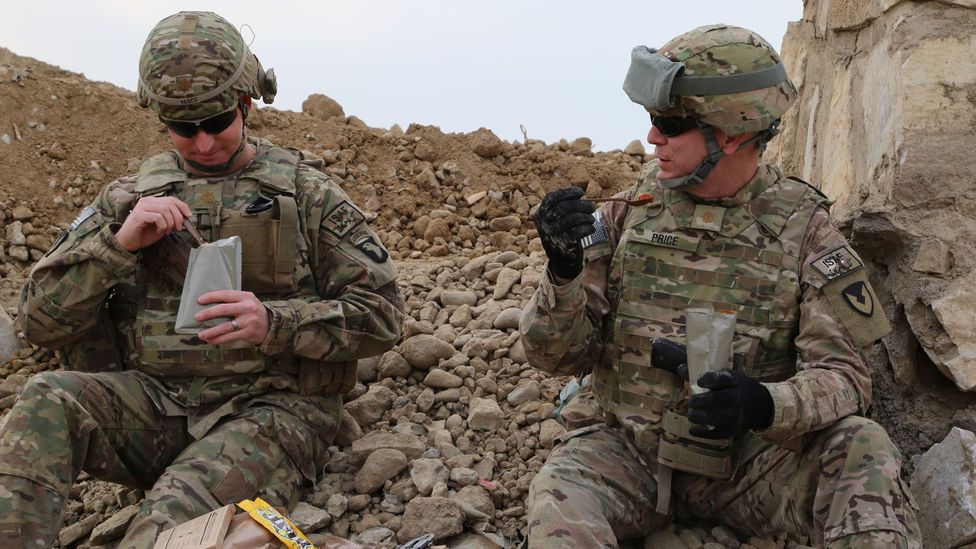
[646,123,708,181]
[167,108,244,169]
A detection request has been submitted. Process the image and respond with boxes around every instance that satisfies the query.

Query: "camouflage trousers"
[0,370,339,548]
[526,418,921,548]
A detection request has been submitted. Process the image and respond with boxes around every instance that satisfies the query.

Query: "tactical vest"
[592,163,829,455]
[105,142,357,396]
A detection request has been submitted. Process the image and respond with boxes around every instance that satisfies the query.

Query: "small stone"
[711,525,740,548]
[398,497,463,542]
[489,215,521,232]
[492,268,521,300]
[492,307,522,330]
[89,505,140,545]
[568,137,593,156]
[449,467,480,487]
[59,513,103,547]
[290,502,332,532]
[424,369,464,389]
[378,351,412,378]
[345,384,396,428]
[327,494,348,518]
[350,432,427,465]
[355,448,407,494]
[401,334,456,369]
[467,397,504,431]
[11,205,34,221]
[506,380,541,407]
[441,290,478,307]
[410,458,450,496]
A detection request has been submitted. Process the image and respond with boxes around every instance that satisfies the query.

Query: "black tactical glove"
[534,187,596,280]
[651,338,689,380]
[688,369,773,439]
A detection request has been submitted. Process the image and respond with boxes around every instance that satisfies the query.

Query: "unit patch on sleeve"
[355,234,389,263]
[811,246,863,280]
[580,209,609,249]
[322,201,365,239]
[842,280,874,316]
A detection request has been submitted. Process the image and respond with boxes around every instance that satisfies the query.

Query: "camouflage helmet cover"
[627,24,797,136]
[137,11,277,121]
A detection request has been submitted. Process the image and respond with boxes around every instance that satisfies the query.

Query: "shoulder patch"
[811,246,863,280]
[354,234,389,263]
[322,201,365,239]
[580,209,609,249]
[841,280,874,316]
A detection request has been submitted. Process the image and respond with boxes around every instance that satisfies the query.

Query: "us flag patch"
[580,210,608,249]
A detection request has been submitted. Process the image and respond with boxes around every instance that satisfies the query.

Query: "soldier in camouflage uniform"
[520,25,920,548]
[0,11,403,547]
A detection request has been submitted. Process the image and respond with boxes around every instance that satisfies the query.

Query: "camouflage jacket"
[19,139,404,435]
[520,161,889,444]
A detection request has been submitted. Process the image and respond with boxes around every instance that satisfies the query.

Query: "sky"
[3,1,803,151]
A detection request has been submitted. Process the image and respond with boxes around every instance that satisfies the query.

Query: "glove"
[687,369,773,439]
[534,187,596,280]
[651,338,689,380]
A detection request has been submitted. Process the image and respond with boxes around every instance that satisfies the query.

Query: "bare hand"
[115,196,192,252]
[195,290,270,346]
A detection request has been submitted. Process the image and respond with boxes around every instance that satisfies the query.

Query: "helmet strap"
[659,123,726,189]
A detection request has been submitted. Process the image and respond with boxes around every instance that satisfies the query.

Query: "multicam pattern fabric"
[519,160,916,546]
[526,417,920,548]
[0,139,403,547]
[138,11,276,121]
[649,24,798,135]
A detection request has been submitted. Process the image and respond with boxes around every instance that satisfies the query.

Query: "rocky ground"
[0,46,971,549]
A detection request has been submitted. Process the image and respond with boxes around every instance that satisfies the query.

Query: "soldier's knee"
[17,371,77,401]
[823,416,897,454]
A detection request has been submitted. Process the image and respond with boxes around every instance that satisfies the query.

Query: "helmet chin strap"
[658,122,774,190]
[659,123,725,189]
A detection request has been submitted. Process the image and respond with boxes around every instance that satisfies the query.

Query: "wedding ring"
[230,319,240,331]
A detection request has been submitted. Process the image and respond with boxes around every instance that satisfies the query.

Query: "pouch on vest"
[174,236,242,334]
[219,194,299,295]
[60,304,126,373]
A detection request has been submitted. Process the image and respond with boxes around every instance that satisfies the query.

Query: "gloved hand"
[687,369,773,439]
[534,187,596,280]
[651,338,689,380]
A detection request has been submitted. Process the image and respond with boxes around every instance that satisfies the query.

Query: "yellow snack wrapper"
[236,498,316,549]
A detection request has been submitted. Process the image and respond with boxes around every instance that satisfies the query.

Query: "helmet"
[137,11,277,122]
[623,24,797,136]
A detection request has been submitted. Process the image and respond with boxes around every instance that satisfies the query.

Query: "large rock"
[345,384,396,428]
[767,0,976,394]
[930,275,976,391]
[400,334,456,369]
[469,128,507,158]
[910,427,976,547]
[355,448,408,494]
[350,432,427,465]
[302,93,345,121]
[398,497,464,542]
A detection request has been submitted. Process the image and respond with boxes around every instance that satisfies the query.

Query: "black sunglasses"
[651,115,700,137]
[162,109,238,138]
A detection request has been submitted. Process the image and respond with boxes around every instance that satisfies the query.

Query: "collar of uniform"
[235,137,298,194]
[689,164,779,208]
[135,151,186,194]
